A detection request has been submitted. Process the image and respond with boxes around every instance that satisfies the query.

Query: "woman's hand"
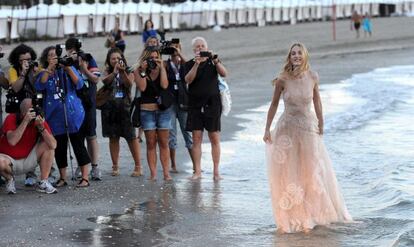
[21,60,30,77]
[155,58,164,68]
[47,57,58,72]
[23,108,36,124]
[118,60,126,71]
[263,130,272,143]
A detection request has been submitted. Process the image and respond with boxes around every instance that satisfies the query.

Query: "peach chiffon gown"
[266,71,352,233]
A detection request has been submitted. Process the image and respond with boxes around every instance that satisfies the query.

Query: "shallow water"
[71,65,414,246]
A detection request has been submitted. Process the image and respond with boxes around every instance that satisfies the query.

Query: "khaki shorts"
[0,144,39,176]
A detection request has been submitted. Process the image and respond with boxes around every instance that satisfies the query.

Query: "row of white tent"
[0,0,413,40]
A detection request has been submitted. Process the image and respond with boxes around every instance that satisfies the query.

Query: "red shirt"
[0,114,52,159]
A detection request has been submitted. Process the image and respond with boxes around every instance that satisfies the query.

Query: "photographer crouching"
[0,98,57,194]
[65,38,101,181]
[35,45,91,188]
[184,37,228,180]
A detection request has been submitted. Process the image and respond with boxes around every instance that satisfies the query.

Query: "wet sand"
[1,16,414,246]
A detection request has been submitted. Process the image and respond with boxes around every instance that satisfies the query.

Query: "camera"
[146,58,157,71]
[160,38,180,55]
[199,51,218,60]
[32,93,44,117]
[55,44,75,66]
[77,50,92,62]
[28,60,38,69]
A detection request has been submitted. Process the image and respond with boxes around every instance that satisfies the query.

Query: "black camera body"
[146,58,157,71]
[32,93,44,117]
[28,61,38,69]
[55,44,75,66]
[160,38,180,55]
[77,51,92,62]
[199,51,218,60]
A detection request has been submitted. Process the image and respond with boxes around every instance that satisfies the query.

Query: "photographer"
[134,47,172,181]
[162,41,195,173]
[101,48,142,177]
[184,37,227,181]
[7,44,39,111]
[35,46,91,188]
[65,38,102,181]
[0,98,57,194]
[7,44,40,186]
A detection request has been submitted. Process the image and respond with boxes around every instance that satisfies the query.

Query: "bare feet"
[164,175,173,181]
[170,167,179,173]
[147,176,157,181]
[190,173,202,180]
[131,167,142,177]
[213,175,223,181]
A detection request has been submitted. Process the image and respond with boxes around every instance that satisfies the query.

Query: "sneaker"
[6,178,16,194]
[37,180,57,194]
[90,166,102,181]
[25,171,37,187]
[74,166,82,180]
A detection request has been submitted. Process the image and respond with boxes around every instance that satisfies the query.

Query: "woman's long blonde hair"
[282,42,310,77]
[272,43,310,85]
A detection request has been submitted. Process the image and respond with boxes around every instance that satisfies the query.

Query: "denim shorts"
[141,108,172,131]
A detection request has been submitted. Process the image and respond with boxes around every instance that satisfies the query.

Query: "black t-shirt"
[141,74,161,104]
[184,59,219,107]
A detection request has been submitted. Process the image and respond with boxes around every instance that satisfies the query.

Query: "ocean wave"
[391,229,414,247]
[324,65,414,132]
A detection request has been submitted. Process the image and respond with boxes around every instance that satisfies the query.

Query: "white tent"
[228,1,238,25]
[236,1,248,25]
[0,8,20,40]
[281,1,290,23]
[18,3,63,38]
[160,4,172,30]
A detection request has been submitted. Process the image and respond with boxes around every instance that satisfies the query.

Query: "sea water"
[175,65,414,246]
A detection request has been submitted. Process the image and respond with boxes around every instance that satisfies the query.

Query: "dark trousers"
[55,132,91,169]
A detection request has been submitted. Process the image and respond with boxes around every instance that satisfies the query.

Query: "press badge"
[174,83,179,90]
[54,93,60,100]
[115,91,124,98]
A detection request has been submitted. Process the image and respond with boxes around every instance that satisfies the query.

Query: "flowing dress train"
[266,72,352,233]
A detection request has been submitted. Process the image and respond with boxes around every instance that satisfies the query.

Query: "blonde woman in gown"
[263,43,352,233]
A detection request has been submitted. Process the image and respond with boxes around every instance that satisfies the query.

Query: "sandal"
[54,178,67,188]
[76,178,90,188]
[111,166,120,176]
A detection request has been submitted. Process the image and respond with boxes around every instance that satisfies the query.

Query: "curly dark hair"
[8,44,37,72]
[39,46,56,69]
[105,47,127,74]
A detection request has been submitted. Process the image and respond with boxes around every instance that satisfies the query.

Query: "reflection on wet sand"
[70,183,178,246]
